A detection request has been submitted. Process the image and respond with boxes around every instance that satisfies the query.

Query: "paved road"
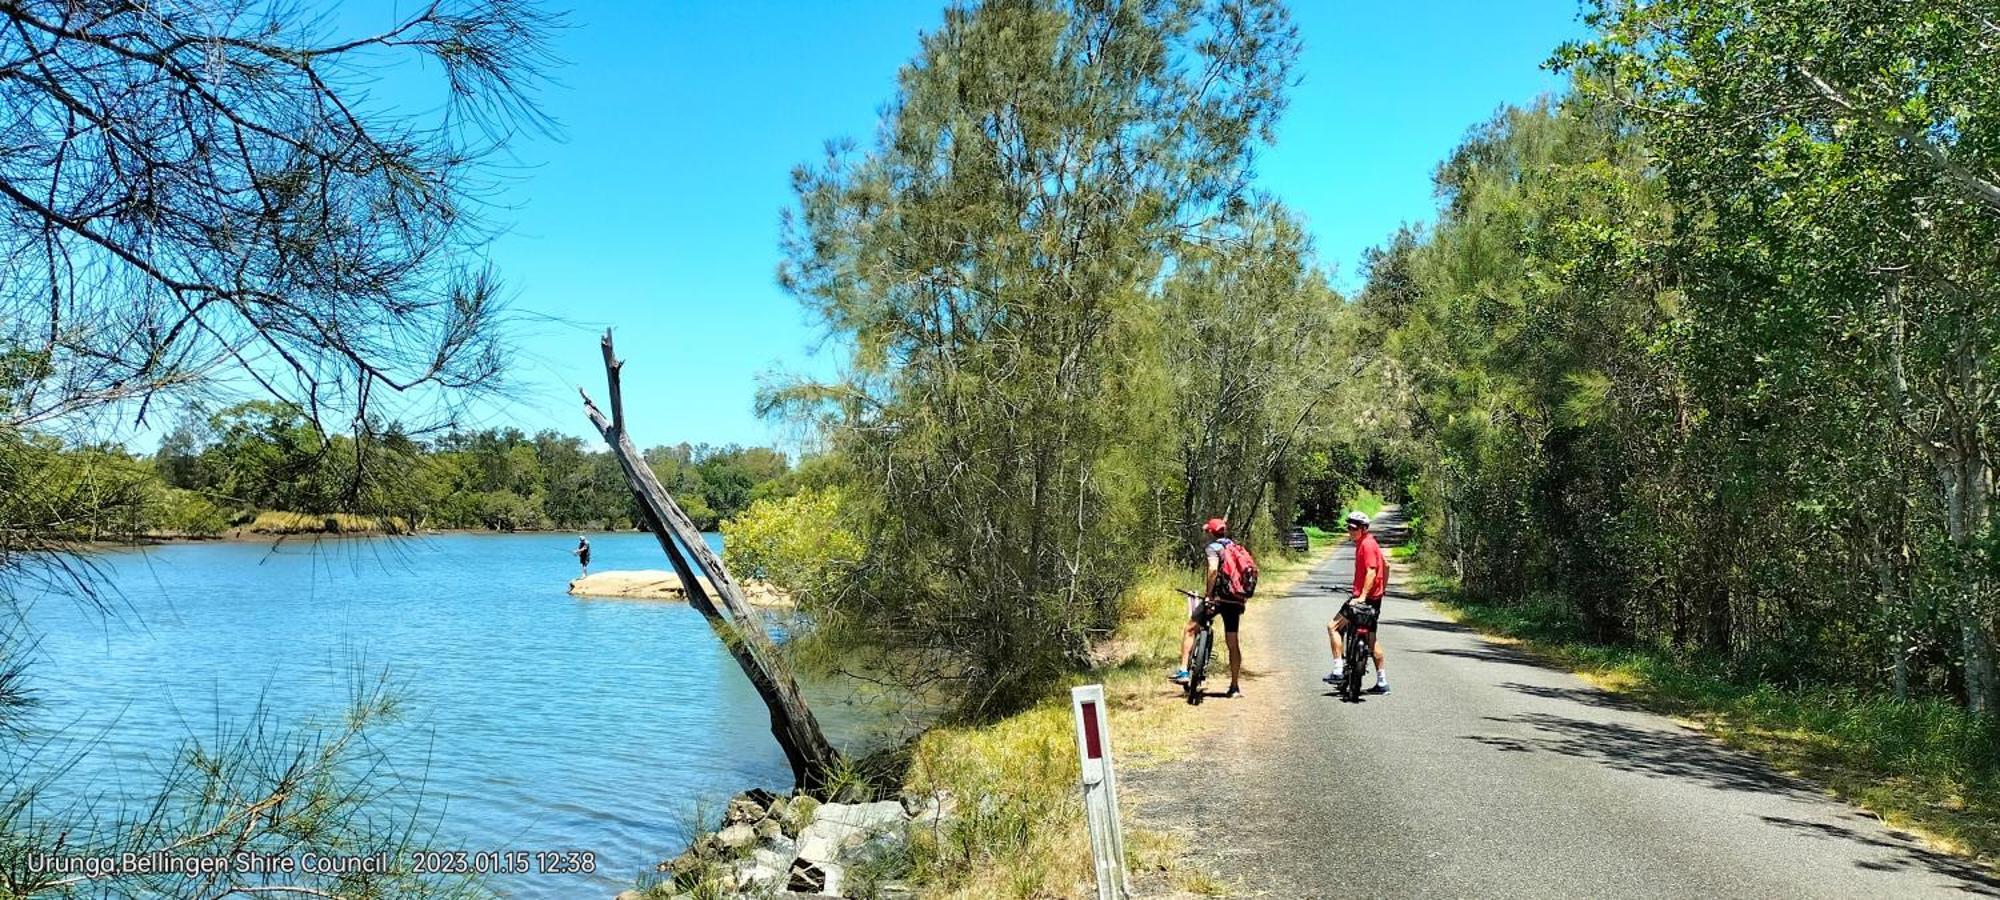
[1128,509,2000,899]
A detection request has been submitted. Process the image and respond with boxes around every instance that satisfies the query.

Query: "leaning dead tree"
[581,330,840,792]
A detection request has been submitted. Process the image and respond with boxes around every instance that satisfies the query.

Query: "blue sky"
[415,0,1587,451]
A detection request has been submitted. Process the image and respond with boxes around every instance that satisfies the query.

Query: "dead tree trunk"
[580,330,840,792]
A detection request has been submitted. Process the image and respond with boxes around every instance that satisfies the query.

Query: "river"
[14,531,871,898]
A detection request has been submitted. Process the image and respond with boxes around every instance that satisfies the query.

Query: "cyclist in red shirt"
[1324,511,1389,693]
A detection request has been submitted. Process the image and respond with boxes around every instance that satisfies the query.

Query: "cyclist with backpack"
[1173,517,1258,698]
[1325,510,1389,693]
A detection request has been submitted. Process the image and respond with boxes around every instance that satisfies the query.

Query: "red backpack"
[1216,539,1260,600]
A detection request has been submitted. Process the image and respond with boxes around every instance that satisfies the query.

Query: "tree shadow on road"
[1424,646,1563,670]
[1498,680,1647,712]
[1464,711,1819,798]
[1464,734,1536,752]
[1757,814,2000,895]
[1381,617,1476,635]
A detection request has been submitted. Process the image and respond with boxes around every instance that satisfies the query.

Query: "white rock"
[796,833,842,865]
[725,796,766,824]
[715,822,757,851]
[798,817,862,852]
[814,800,908,832]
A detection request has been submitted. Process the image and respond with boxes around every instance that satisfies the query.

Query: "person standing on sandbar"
[573,535,591,578]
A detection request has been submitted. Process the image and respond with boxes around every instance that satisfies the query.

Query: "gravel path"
[1124,509,2000,899]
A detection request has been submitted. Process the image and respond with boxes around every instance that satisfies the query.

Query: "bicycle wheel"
[1343,641,1363,702]
[1187,627,1212,703]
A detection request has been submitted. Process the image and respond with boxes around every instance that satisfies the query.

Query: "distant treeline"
[29,401,795,538]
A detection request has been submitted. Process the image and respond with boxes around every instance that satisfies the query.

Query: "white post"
[1071,683,1129,900]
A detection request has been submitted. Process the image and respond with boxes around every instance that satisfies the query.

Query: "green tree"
[1569,0,2000,711]
[202,402,341,513]
[774,0,1299,715]
[1366,96,1696,646]
[1164,199,1342,560]
[722,487,865,603]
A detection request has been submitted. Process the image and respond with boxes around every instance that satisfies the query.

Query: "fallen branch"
[580,330,840,792]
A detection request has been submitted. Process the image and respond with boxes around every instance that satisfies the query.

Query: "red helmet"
[1202,517,1227,535]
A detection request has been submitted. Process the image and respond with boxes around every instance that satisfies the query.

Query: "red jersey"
[1353,532,1387,601]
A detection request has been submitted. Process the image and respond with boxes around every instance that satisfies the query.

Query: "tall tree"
[1570,0,2000,711]
[1165,199,1341,560]
[1382,97,1685,641]
[774,0,1299,715]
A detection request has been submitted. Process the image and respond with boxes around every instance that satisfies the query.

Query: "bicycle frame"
[1336,598,1378,701]
[1177,589,1241,705]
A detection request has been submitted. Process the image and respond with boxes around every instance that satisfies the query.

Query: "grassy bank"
[244,511,410,535]
[890,544,1335,898]
[1421,577,2000,871]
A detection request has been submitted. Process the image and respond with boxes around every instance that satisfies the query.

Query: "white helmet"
[1343,511,1371,529]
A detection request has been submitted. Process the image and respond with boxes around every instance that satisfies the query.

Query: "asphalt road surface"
[1127,509,2000,899]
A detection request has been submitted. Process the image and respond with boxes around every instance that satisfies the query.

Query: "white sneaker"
[1322,669,1343,684]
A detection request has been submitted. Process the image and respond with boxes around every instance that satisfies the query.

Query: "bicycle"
[1175,589,1241,705]
[1328,586,1380,702]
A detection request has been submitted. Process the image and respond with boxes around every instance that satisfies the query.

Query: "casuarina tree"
[773,0,1299,716]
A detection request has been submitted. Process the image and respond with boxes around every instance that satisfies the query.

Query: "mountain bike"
[1329,586,1379,702]
[1175,589,1247,705]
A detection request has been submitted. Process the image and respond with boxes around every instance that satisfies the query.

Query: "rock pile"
[620,788,953,899]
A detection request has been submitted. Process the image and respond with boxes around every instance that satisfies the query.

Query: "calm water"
[16,532,870,898]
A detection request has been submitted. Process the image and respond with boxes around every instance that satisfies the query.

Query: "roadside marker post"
[1071,683,1129,900]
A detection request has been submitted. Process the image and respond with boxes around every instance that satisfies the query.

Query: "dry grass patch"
[246,511,408,534]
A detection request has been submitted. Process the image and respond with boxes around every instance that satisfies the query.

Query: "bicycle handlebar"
[1177,588,1246,607]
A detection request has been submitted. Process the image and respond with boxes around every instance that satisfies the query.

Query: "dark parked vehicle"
[1282,527,1309,551]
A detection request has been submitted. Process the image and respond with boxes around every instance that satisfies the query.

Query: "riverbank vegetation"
[654,545,1337,900]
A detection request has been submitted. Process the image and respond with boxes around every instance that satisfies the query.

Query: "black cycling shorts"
[1194,600,1244,634]
[1339,600,1381,640]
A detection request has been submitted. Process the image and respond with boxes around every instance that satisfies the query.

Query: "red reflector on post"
[1081,701,1103,759]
